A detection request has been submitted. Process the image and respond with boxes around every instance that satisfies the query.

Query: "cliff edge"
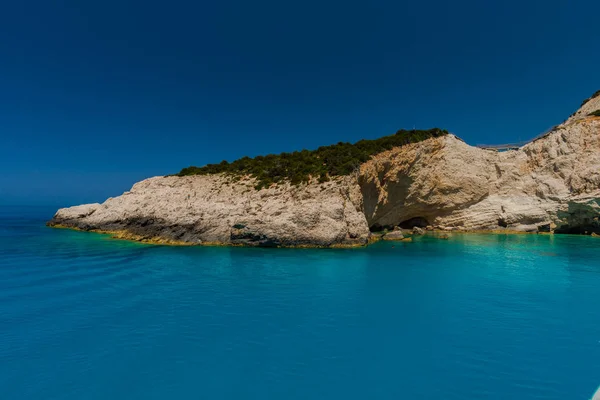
[48,92,600,246]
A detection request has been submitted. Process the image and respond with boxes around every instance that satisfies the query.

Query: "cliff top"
[177,128,448,189]
[567,89,600,123]
[176,90,600,190]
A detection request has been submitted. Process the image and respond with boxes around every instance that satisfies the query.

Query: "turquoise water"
[1,206,599,399]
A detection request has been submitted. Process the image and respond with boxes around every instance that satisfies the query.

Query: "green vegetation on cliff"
[581,90,600,107]
[589,110,600,117]
[178,128,449,189]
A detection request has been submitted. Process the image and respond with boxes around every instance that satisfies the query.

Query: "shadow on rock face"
[398,217,430,229]
[556,199,600,234]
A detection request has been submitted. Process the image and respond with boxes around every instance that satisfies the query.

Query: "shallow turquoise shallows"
[1,206,599,399]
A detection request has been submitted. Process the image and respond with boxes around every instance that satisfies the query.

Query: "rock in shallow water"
[412,227,426,235]
[382,231,404,241]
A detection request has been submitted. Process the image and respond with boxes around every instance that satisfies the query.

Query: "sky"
[1,0,599,206]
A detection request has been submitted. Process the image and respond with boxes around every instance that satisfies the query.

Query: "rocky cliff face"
[49,94,600,246]
[49,174,370,247]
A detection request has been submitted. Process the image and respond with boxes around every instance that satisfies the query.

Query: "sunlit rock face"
[48,174,370,247]
[49,93,600,245]
[357,94,600,233]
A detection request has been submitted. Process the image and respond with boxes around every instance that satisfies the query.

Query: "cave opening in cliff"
[398,217,430,229]
[555,224,600,235]
[369,224,394,233]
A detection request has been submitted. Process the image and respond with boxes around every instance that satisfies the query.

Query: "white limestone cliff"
[49,93,600,246]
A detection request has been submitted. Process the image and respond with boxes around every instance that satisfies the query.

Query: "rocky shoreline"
[48,93,600,247]
[50,222,596,249]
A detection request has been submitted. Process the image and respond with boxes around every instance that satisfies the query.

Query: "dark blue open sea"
[1,206,599,399]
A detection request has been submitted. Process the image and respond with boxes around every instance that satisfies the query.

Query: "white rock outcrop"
[50,174,370,246]
[49,93,600,245]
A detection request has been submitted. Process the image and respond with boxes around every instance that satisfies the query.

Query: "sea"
[1,206,599,399]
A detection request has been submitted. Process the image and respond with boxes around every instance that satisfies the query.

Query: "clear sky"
[1,0,599,206]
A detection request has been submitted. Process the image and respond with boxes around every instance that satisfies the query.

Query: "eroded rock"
[48,94,600,246]
[382,231,404,241]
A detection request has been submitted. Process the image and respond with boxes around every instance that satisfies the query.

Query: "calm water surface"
[1,206,599,399]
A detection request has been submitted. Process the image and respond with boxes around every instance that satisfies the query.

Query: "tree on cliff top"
[177,128,448,190]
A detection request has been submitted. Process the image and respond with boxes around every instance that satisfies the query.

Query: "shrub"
[589,110,600,117]
[581,90,600,107]
[177,128,449,188]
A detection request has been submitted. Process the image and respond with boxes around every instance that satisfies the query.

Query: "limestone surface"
[49,95,600,245]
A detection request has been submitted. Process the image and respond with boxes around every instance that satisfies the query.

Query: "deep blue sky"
[1,0,599,206]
